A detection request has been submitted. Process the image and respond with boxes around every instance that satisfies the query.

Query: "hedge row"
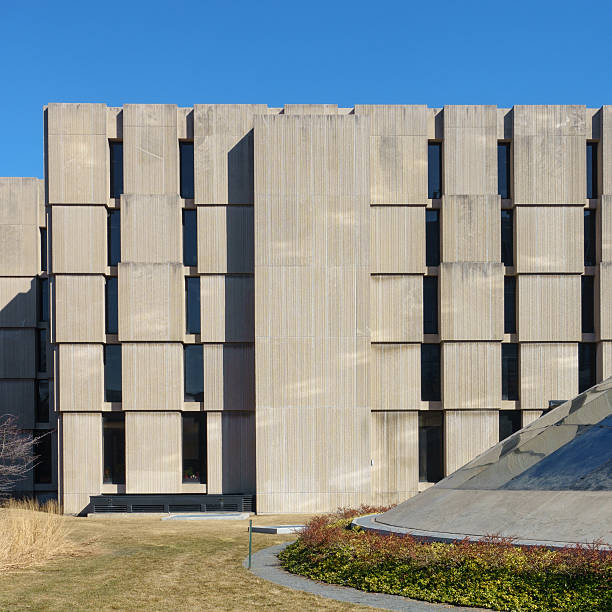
[278,507,612,612]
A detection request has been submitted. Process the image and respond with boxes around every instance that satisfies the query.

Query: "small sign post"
[248,519,253,569]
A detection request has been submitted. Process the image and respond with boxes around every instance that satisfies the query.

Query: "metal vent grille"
[168,504,200,512]
[132,504,165,513]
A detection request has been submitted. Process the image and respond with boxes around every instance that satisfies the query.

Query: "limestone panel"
[57,344,103,412]
[206,412,222,493]
[123,104,178,195]
[118,263,184,341]
[443,342,501,409]
[515,207,583,273]
[50,206,107,273]
[0,178,40,226]
[370,207,425,273]
[370,344,420,410]
[200,275,254,342]
[520,343,578,410]
[203,344,254,411]
[47,103,107,205]
[221,412,256,493]
[371,411,419,505]
[122,343,183,411]
[0,381,35,428]
[602,196,612,262]
[61,412,102,514]
[0,277,36,327]
[513,105,586,205]
[54,275,105,343]
[197,206,254,273]
[443,105,498,195]
[600,342,612,380]
[194,104,267,205]
[354,105,428,205]
[371,275,423,342]
[440,263,503,341]
[284,104,338,114]
[120,194,182,263]
[441,195,500,262]
[517,275,581,341]
[125,412,181,494]
[445,410,498,474]
[0,329,35,378]
[601,106,612,195]
[599,263,612,340]
[522,410,543,427]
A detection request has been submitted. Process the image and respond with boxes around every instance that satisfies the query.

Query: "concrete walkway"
[244,542,490,611]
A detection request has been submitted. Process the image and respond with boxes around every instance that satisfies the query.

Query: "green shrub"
[279,509,612,612]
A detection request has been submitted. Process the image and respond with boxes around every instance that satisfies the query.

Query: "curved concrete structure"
[375,378,612,547]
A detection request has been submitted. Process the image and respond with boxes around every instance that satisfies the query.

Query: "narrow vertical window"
[105,277,118,334]
[423,276,438,335]
[180,141,195,199]
[33,432,52,484]
[183,209,197,267]
[504,276,516,334]
[37,328,47,373]
[578,343,597,393]
[184,345,203,401]
[428,142,442,199]
[498,142,511,199]
[584,209,596,267]
[581,275,595,334]
[38,277,49,323]
[103,413,125,485]
[418,411,444,482]
[186,277,201,334]
[425,210,440,267]
[501,209,514,266]
[104,345,122,402]
[36,380,49,423]
[421,343,441,401]
[40,228,47,272]
[182,413,206,483]
[107,210,121,266]
[586,142,598,199]
[502,343,519,400]
[499,410,521,441]
[109,141,123,198]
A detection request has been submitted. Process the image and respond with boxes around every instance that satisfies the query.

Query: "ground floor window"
[418,411,444,483]
[103,413,125,484]
[34,431,53,484]
[182,413,206,483]
[499,410,521,441]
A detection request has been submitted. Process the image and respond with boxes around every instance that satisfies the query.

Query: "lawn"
[0,513,381,612]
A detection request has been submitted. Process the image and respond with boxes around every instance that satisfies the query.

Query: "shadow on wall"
[227,130,254,205]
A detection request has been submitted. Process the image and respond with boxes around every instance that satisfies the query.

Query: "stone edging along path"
[244,542,490,612]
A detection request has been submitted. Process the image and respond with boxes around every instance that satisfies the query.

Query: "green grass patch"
[279,507,612,612]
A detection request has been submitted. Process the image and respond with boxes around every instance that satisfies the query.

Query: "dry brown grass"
[0,499,78,571]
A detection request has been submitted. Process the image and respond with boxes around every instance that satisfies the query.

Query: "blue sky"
[2,0,610,177]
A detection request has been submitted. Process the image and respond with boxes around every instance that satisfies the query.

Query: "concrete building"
[0,103,610,514]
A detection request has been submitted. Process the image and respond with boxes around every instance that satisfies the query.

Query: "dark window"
[425,210,440,267]
[107,210,121,266]
[584,209,596,267]
[186,277,201,334]
[105,277,118,334]
[419,411,444,482]
[502,343,519,401]
[501,209,514,266]
[184,345,203,401]
[180,142,195,199]
[109,141,123,198]
[37,328,47,373]
[499,410,521,442]
[504,276,516,334]
[103,413,125,485]
[182,413,206,483]
[36,380,49,423]
[183,210,197,267]
[104,345,122,402]
[428,142,442,199]
[423,276,438,335]
[578,343,597,393]
[498,142,511,199]
[34,431,52,484]
[581,275,595,334]
[421,344,441,401]
[40,228,47,272]
[38,277,49,323]
[587,142,598,199]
